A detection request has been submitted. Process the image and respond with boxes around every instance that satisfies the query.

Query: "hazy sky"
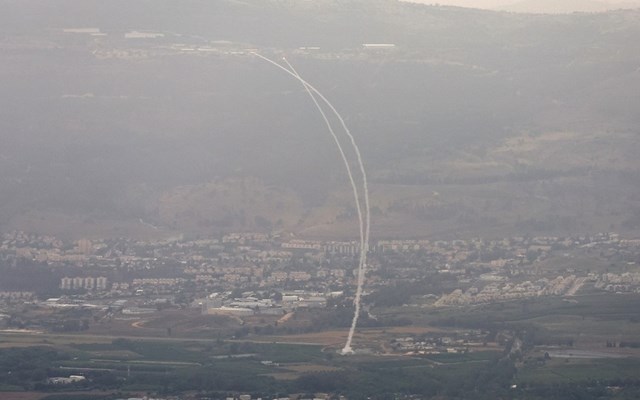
[400,0,519,8]
[399,0,640,13]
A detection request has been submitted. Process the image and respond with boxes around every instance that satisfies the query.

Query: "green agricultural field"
[2,294,640,400]
[517,357,640,385]
[425,350,501,364]
[388,293,640,330]
[246,342,325,363]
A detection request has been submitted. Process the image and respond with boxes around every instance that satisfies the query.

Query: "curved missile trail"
[280,57,365,270]
[252,52,370,354]
[281,59,367,353]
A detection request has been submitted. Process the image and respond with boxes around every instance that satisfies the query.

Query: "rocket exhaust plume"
[252,53,370,354]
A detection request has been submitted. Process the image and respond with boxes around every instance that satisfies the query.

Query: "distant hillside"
[1,0,639,239]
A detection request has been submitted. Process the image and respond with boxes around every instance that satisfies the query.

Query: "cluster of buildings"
[60,276,108,290]
[195,290,333,317]
[0,291,35,301]
[390,330,491,356]
[47,375,87,385]
[596,272,640,293]
[435,275,588,306]
[1,230,638,318]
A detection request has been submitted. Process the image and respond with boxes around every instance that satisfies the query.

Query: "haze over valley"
[1,0,640,241]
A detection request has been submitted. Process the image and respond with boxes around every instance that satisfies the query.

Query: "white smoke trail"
[281,60,371,355]
[280,57,365,272]
[252,53,370,354]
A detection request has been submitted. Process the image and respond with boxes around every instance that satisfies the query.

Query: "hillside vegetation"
[0,0,639,238]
